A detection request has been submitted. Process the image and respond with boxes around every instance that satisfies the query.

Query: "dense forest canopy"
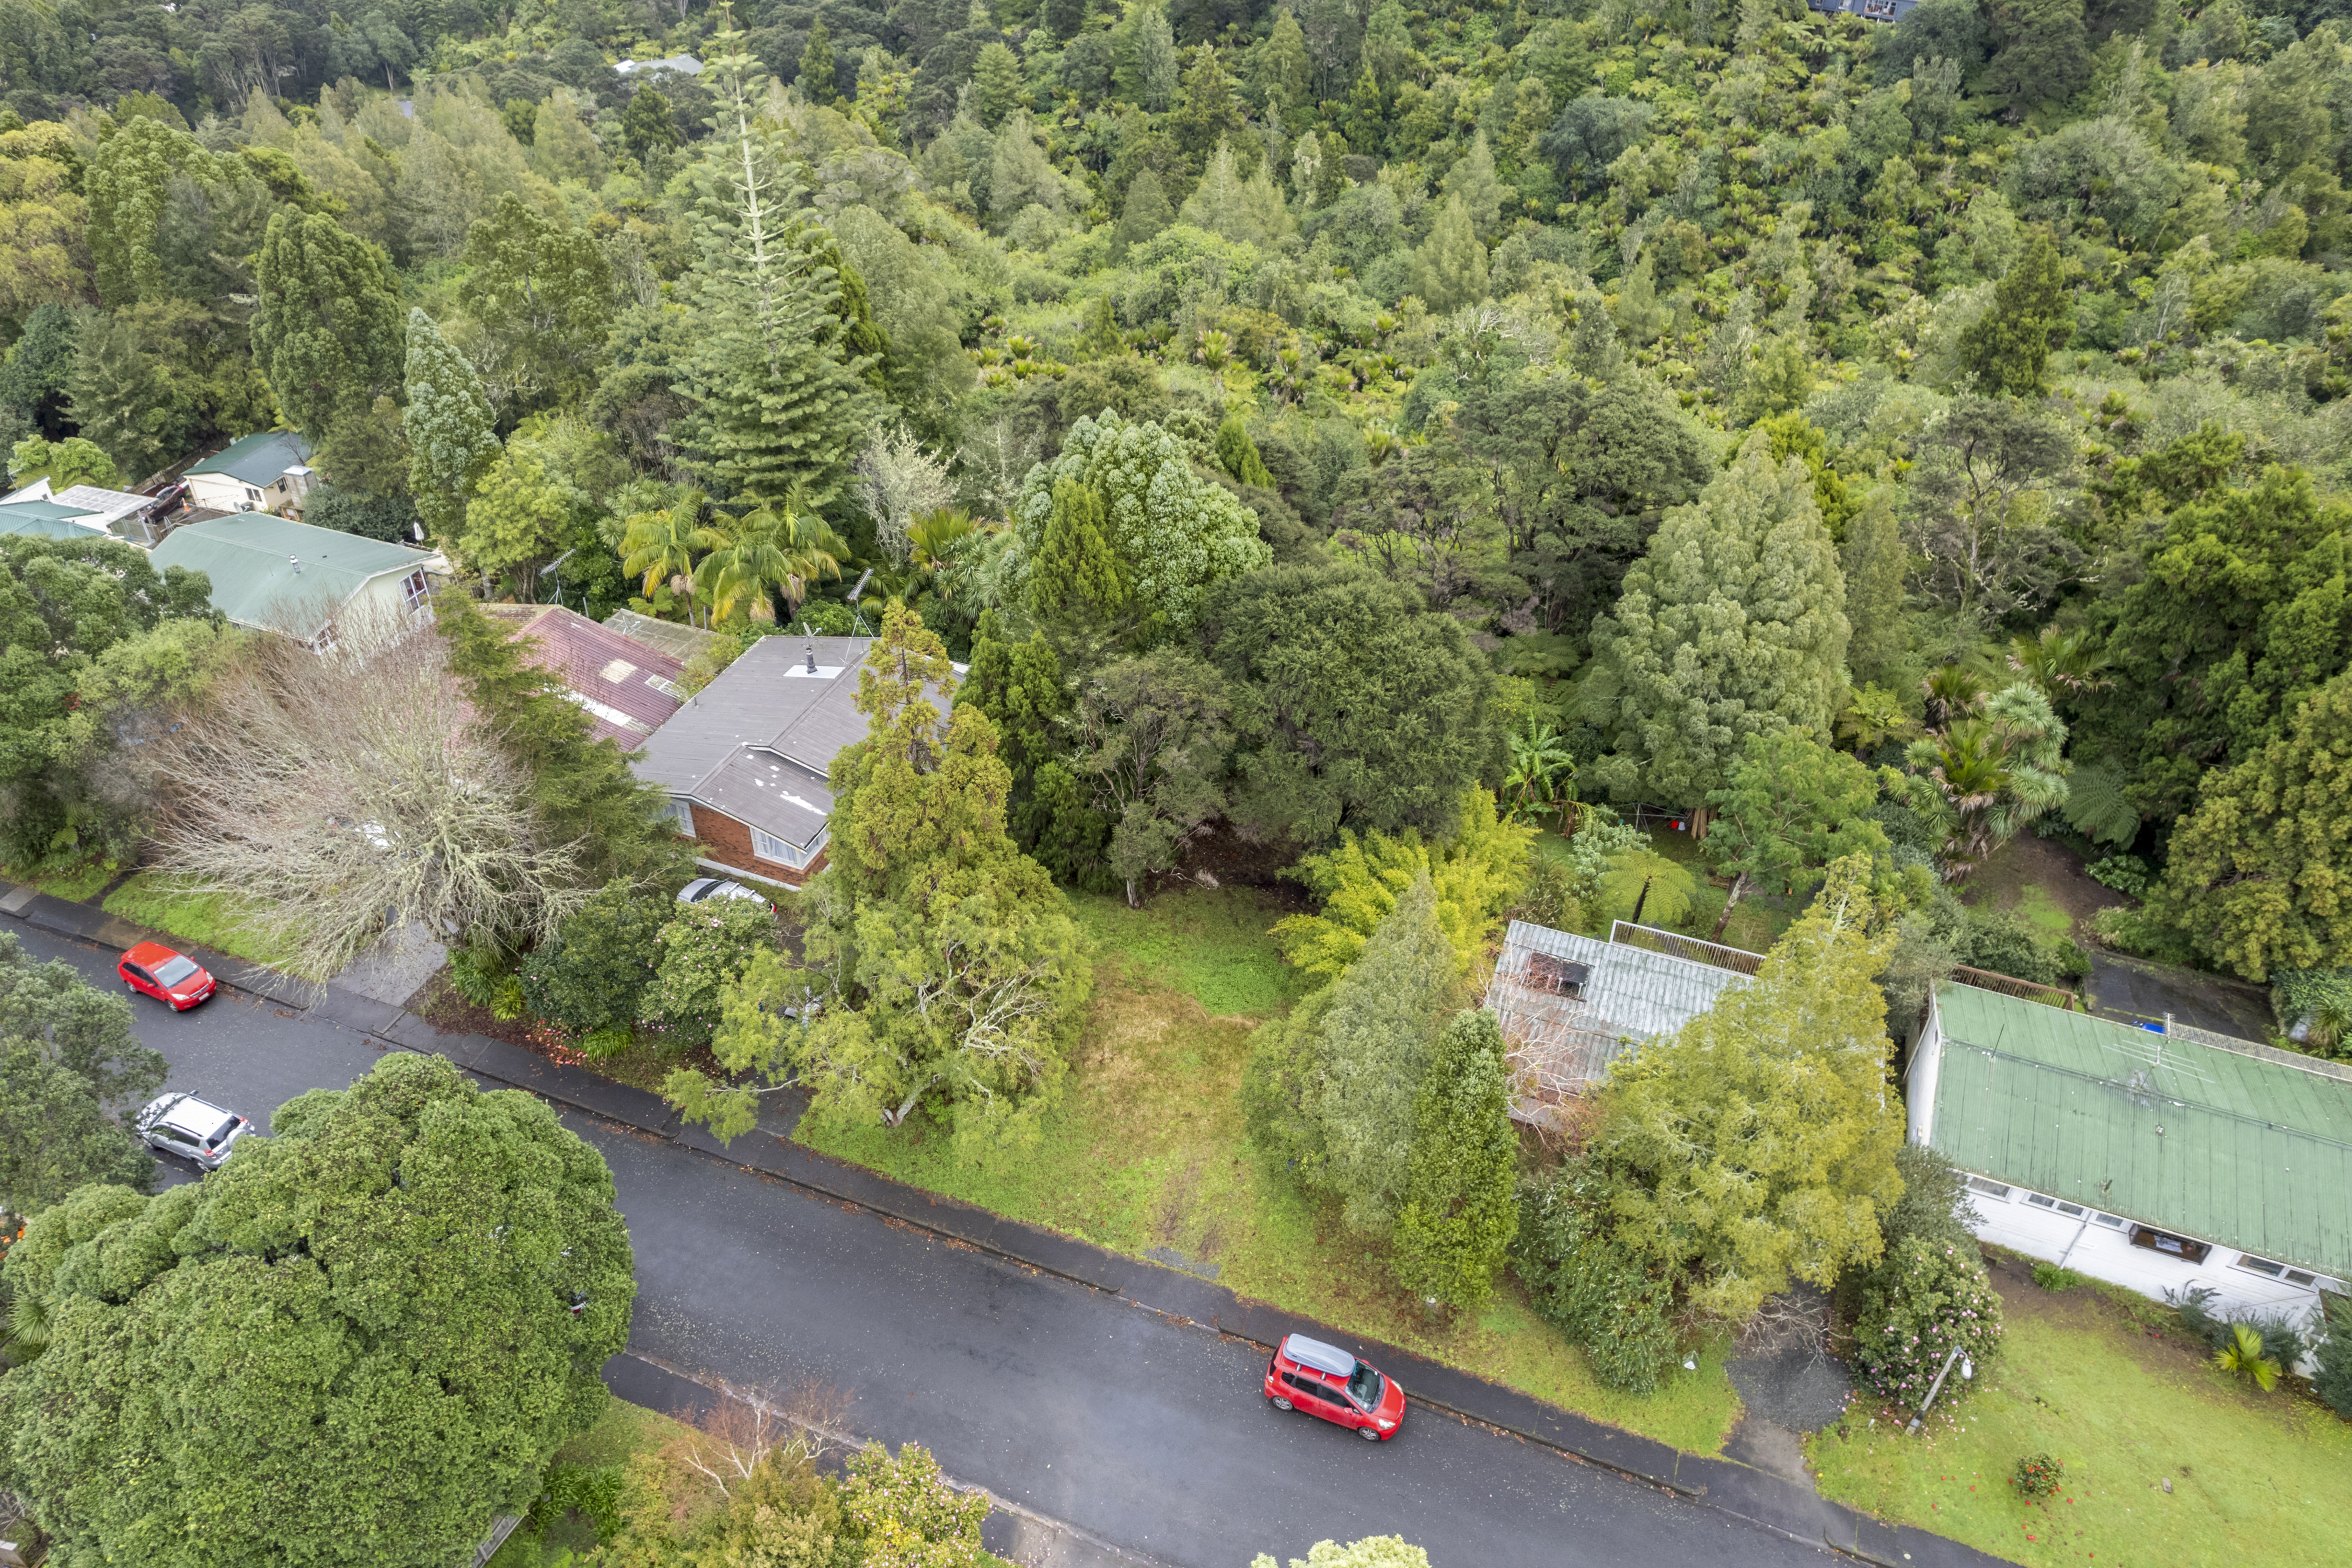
[10,0,2352,985]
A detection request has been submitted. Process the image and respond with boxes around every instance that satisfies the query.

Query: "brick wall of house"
[685,803,825,889]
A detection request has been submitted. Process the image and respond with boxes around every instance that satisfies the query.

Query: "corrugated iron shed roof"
[487,604,685,750]
[1488,921,1750,1096]
[185,431,313,488]
[1929,982,2352,1278]
[148,513,437,637]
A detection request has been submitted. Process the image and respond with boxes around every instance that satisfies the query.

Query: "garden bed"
[791,884,1745,1454]
[1808,1247,2352,1566]
[408,970,724,1096]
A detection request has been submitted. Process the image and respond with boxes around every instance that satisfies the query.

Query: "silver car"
[135,1093,255,1172]
[676,877,771,908]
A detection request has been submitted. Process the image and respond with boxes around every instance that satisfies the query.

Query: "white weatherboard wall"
[1909,990,2343,1366]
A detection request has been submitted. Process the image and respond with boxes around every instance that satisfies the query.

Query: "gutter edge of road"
[3,883,2011,1568]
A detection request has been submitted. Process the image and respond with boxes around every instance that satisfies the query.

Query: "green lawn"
[798,883,1744,1455]
[0,859,116,902]
[102,872,319,977]
[1809,1267,2352,1567]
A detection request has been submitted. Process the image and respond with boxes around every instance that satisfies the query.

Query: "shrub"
[1850,1236,2005,1410]
[2012,1452,2063,1499]
[2270,966,2352,1058]
[2089,904,2199,966]
[2030,1262,2084,1291]
[520,881,669,1035]
[448,933,516,1009]
[2314,1292,2352,1419]
[1511,1162,1686,1394]
[641,896,779,1051]
[2086,855,2150,896]
[2053,938,2093,980]
[1957,909,2058,986]
[2212,1322,2282,1391]
[1880,1143,1981,1255]
[531,1463,626,1542]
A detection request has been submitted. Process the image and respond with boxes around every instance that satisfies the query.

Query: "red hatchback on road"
[118,941,216,1010]
[1264,1333,1406,1441]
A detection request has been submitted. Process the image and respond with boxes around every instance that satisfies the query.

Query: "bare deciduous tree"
[144,602,586,983]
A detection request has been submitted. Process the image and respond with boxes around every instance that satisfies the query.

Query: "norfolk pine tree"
[1391,1007,1519,1312]
[403,308,500,542]
[1956,230,2071,398]
[1583,438,1850,814]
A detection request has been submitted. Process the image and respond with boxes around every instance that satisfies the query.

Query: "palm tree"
[1503,720,1576,824]
[620,491,709,626]
[1921,664,1989,728]
[1906,684,2070,879]
[2212,1322,2282,1391]
[693,493,849,626]
[2007,626,2111,705]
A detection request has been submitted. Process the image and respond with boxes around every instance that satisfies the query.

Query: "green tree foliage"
[621,86,679,163]
[644,895,779,1051]
[1008,410,1269,640]
[519,880,670,1047]
[83,114,217,307]
[800,20,840,107]
[1513,1157,1687,1392]
[1025,476,1132,645]
[675,605,1090,1147]
[2148,670,2352,980]
[1584,440,1850,809]
[1904,683,2069,879]
[1391,1008,1519,1312]
[0,535,220,867]
[435,595,693,892]
[458,414,629,594]
[1589,857,1908,1321]
[1849,1235,2005,1410]
[251,206,403,448]
[1408,193,1489,313]
[1214,413,1276,488]
[1251,1538,1431,1568]
[1707,730,1905,928]
[1955,229,2070,397]
[675,25,879,506]
[2315,1292,2352,1421]
[1069,648,1231,906]
[0,1053,633,1568]
[1272,787,1532,981]
[8,434,120,491]
[2074,443,2352,829]
[1296,872,1464,1237]
[461,193,616,412]
[0,929,168,1216]
[1840,488,1907,690]
[956,610,1110,886]
[403,307,500,540]
[971,42,1025,130]
[1201,564,1493,846]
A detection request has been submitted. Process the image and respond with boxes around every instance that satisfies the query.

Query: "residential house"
[149,513,443,652]
[633,635,910,889]
[1804,0,1918,18]
[1908,981,2350,1351]
[1485,919,1753,1128]
[182,433,316,518]
[615,54,702,76]
[486,604,686,750]
[0,484,171,545]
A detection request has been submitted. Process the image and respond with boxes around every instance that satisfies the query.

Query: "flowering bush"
[642,897,778,1051]
[1850,1235,2005,1409]
[843,1442,989,1568]
[2012,1452,2063,1498]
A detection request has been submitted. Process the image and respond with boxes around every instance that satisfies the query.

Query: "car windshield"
[1346,1366,1383,1407]
[153,956,201,986]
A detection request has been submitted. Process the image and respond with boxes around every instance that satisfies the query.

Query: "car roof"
[152,1093,232,1137]
[1281,1334,1358,1379]
[124,941,184,965]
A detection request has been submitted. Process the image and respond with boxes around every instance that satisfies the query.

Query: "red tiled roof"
[488,604,688,750]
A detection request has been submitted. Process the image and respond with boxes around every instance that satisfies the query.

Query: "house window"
[2025,1193,2057,1209]
[751,826,828,869]
[658,799,695,836]
[401,570,429,613]
[307,624,338,656]
[2093,1212,2127,1229]
[645,674,681,697]
[2237,1254,2321,1287]
[1965,1176,2011,1201]
[2128,1226,2212,1264]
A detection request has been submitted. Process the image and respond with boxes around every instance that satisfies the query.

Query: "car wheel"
[1270,1397,1294,1412]
[1358,1425,1382,1441]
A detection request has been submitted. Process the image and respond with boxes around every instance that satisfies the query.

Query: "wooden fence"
[1951,964,2080,1011]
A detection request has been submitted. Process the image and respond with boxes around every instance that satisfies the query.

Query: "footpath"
[3,882,2011,1568]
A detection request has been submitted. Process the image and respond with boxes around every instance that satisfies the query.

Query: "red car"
[1264,1333,1405,1441]
[118,941,216,1010]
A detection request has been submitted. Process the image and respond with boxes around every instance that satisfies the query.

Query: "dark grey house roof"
[636,635,941,849]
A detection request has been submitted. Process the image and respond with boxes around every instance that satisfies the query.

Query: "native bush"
[1512,1161,1687,1394]
[643,896,779,1051]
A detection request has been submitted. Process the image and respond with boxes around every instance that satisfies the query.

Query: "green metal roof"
[0,500,106,538]
[184,431,312,488]
[1928,982,2352,1278]
[149,514,433,636]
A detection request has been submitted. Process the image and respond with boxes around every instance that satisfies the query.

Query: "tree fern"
[2063,758,2140,847]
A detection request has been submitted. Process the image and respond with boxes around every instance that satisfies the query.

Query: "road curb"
[5,883,2011,1568]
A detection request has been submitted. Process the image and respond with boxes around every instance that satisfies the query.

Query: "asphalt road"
[19,923,1834,1568]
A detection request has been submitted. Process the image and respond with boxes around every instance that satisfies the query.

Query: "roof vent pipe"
[805,644,816,674]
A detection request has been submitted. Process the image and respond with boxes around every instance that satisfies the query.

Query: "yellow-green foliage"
[1272,787,1532,982]
[1594,855,1907,1320]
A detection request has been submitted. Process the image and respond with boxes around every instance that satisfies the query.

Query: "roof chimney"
[805,643,816,674]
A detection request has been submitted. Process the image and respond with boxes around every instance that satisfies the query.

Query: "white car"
[135,1093,256,1172]
[676,877,770,908]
